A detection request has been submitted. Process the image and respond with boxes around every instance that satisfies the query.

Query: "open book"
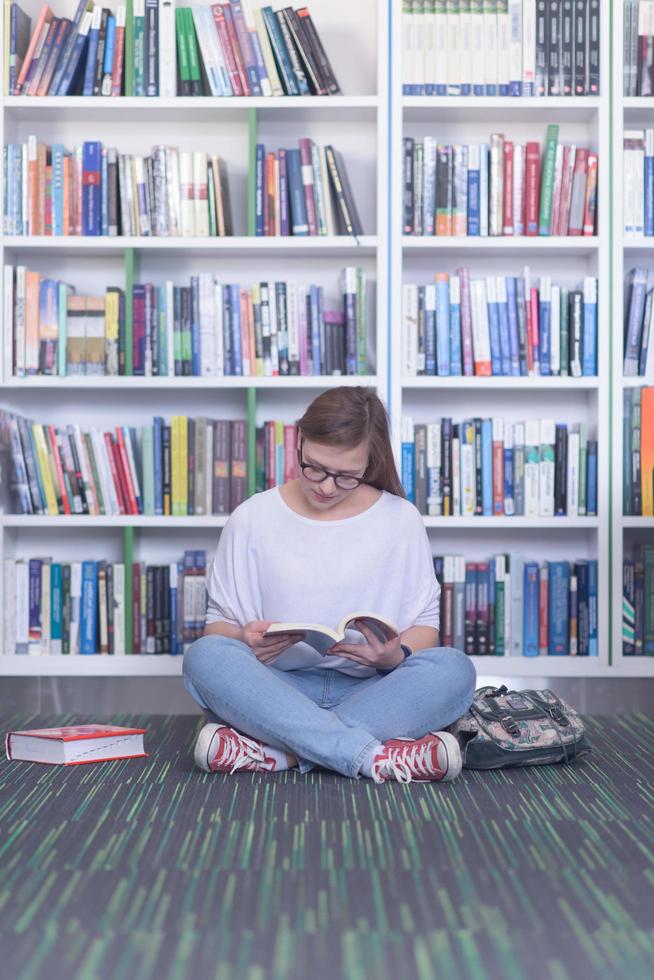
[264,612,399,657]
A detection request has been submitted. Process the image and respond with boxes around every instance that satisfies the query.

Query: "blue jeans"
[182,636,477,779]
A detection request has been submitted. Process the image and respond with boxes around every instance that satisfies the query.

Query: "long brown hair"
[297,387,405,497]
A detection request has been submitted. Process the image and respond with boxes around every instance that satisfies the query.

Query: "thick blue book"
[82,141,102,236]
[50,0,88,93]
[548,561,570,655]
[582,277,598,375]
[80,560,98,655]
[229,283,243,376]
[255,144,265,236]
[481,418,493,516]
[486,279,502,375]
[435,276,450,375]
[505,276,521,375]
[287,149,308,235]
[588,559,598,656]
[50,562,63,655]
[401,440,415,503]
[309,285,321,375]
[57,14,90,95]
[586,440,597,515]
[523,562,540,656]
[83,8,102,95]
[103,14,116,83]
[449,276,463,375]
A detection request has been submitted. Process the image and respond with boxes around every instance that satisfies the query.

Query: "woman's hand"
[239,620,305,664]
[327,621,405,671]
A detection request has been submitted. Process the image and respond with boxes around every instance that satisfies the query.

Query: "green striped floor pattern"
[1,712,653,980]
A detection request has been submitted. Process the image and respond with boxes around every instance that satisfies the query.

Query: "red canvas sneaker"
[193,723,279,774]
[370,731,462,784]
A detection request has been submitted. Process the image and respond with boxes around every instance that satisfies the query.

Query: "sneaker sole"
[193,722,222,772]
[432,730,463,782]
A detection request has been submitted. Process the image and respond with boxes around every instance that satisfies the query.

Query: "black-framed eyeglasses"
[297,440,367,491]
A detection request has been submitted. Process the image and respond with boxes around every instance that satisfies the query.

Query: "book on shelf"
[623,386,654,516]
[255,420,299,491]
[623,268,654,376]
[4,0,341,97]
[623,129,654,237]
[264,612,398,657]
[3,266,371,378]
[623,543,654,655]
[401,0,599,98]
[0,410,249,517]
[403,127,598,237]
[434,552,598,656]
[623,0,654,97]
[402,268,597,377]
[255,140,363,237]
[5,725,148,765]
[2,549,207,656]
[402,414,598,517]
[3,138,234,237]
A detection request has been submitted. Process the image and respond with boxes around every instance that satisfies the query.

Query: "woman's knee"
[413,646,477,700]
[182,633,250,685]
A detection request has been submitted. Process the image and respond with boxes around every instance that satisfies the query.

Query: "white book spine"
[471,279,492,372]
[497,3,511,89]
[179,151,195,236]
[193,151,209,237]
[70,561,82,655]
[538,418,556,517]
[489,134,504,236]
[508,0,523,92]
[14,265,26,377]
[4,560,17,656]
[460,424,476,515]
[521,0,536,93]
[567,428,580,517]
[452,425,461,515]
[550,284,561,374]
[447,5,461,94]
[414,1,426,90]
[426,421,442,516]
[253,7,283,96]
[158,0,177,98]
[634,134,645,236]
[15,562,29,655]
[287,281,300,371]
[471,5,485,91]
[524,418,540,517]
[479,144,489,236]
[113,563,125,655]
[199,273,215,376]
[460,3,473,93]
[4,265,14,381]
[166,146,181,237]
[403,284,418,376]
[91,428,118,516]
[424,1,437,92]
[484,3,498,88]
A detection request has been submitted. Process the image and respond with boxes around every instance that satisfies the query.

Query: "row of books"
[3,411,250,517]
[401,0,600,98]
[3,139,234,237]
[624,268,654,377]
[623,387,654,517]
[624,0,654,96]
[433,554,598,657]
[254,141,363,237]
[3,267,370,378]
[402,271,597,377]
[401,416,598,517]
[403,128,598,237]
[5,0,340,97]
[254,419,299,491]
[2,551,208,657]
[623,130,654,237]
[623,545,654,656]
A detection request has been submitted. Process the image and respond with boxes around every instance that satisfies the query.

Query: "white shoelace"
[372,739,442,784]
[211,728,267,774]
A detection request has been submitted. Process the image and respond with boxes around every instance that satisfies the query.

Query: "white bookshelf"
[0,0,639,678]
[612,0,654,676]
[389,0,611,678]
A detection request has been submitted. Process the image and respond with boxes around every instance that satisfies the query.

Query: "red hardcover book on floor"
[5,725,148,765]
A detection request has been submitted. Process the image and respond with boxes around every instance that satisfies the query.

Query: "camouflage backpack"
[446,685,592,769]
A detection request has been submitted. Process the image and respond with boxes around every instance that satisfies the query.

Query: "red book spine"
[103,432,126,514]
[221,2,250,94]
[283,425,298,482]
[583,152,598,235]
[210,4,245,96]
[492,435,504,514]
[524,142,540,236]
[502,141,514,236]
[299,138,318,236]
[112,22,126,95]
[116,428,139,513]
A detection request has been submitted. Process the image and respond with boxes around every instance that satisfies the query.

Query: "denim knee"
[182,633,250,689]
[413,646,477,705]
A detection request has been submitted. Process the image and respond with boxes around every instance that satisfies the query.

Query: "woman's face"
[298,437,369,512]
